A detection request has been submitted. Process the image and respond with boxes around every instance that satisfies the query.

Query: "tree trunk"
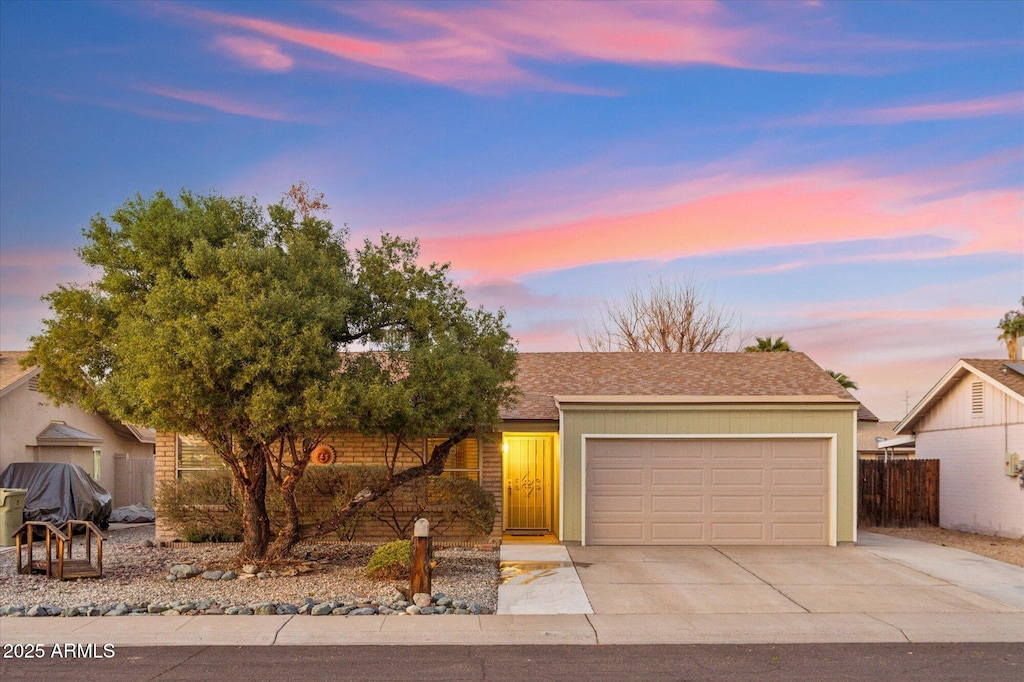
[236,450,271,562]
[266,479,300,561]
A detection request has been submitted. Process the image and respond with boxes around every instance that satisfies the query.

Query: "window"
[176,435,223,478]
[426,437,481,481]
[971,381,983,415]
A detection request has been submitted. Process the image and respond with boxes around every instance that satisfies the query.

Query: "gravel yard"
[0,524,499,614]
[863,526,1024,568]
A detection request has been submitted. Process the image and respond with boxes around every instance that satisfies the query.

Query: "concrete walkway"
[2,534,1022,646]
[497,543,593,615]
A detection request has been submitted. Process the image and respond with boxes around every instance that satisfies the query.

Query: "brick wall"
[154,431,177,541]
[154,430,505,543]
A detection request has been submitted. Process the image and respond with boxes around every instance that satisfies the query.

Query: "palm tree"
[826,369,858,391]
[744,335,791,352]
[997,297,1024,360]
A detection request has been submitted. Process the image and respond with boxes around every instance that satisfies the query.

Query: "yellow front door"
[503,434,556,533]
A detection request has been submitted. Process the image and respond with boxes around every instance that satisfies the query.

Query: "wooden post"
[409,518,432,598]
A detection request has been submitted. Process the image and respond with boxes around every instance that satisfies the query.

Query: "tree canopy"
[825,369,858,391]
[25,186,518,560]
[997,297,1024,359]
[744,335,791,353]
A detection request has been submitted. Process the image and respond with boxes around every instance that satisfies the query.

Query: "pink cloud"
[415,171,1021,279]
[141,85,296,122]
[166,1,867,93]
[788,92,1024,126]
[213,35,294,71]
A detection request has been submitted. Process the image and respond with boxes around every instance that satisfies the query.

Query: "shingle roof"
[500,352,857,421]
[857,403,879,422]
[36,421,103,444]
[856,420,913,453]
[963,358,1024,399]
[0,351,36,393]
[896,357,1024,433]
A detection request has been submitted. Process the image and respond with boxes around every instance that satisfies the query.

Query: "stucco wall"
[0,378,153,501]
[558,403,858,544]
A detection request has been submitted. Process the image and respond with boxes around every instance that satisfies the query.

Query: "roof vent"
[971,381,983,415]
[27,375,39,391]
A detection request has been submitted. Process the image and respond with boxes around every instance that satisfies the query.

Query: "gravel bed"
[0,525,499,614]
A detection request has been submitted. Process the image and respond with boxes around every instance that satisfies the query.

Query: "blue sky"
[1,1,1021,419]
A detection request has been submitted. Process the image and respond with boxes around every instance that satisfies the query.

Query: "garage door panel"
[590,494,645,513]
[772,468,825,487]
[651,522,705,542]
[712,495,764,513]
[711,469,764,486]
[589,467,644,487]
[771,523,826,542]
[772,496,825,513]
[710,522,765,542]
[651,494,703,513]
[771,440,827,458]
[651,468,704,486]
[586,438,830,545]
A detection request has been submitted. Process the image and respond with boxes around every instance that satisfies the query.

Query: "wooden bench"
[13,520,105,580]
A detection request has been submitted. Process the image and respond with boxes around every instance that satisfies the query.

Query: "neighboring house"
[894,358,1024,539]
[156,352,859,546]
[0,351,156,507]
[856,404,915,460]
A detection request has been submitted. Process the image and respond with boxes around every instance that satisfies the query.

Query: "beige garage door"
[586,438,830,545]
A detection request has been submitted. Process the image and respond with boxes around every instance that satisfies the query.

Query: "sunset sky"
[1,1,1021,420]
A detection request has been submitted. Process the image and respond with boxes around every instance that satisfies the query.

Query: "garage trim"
[580,433,838,546]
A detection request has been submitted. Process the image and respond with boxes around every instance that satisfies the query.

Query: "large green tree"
[25,186,518,561]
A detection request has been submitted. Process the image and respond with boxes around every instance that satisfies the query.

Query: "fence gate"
[114,454,155,508]
[859,459,939,527]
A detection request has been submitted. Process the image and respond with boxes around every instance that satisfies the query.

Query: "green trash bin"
[0,488,28,547]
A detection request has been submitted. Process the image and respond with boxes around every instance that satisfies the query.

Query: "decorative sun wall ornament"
[310,444,337,466]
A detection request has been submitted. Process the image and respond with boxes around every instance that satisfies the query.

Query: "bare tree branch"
[579,276,740,353]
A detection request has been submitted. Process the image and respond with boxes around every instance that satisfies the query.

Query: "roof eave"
[553,394,858,406]
[896,359,1024,434]
[0,365,41,399]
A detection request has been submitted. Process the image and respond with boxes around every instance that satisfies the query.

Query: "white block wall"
[916,425,1024,539]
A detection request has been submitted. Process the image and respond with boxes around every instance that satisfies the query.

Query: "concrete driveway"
[567,541,1022,616]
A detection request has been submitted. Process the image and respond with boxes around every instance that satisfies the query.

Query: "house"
[156,351,859,546]
[856,404,915,460]
[0,351,156,507]
[894,358,1024,539]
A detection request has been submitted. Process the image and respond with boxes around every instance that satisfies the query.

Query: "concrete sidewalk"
[2,533,1022,646]
[2,610,1021,647]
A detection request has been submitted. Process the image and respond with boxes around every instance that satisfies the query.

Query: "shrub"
[366,539,411,580]
[157,464,496,543]
[156,470,243,542]
[374,476,496,538]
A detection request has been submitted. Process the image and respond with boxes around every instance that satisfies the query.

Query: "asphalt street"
[1,644,1020,681]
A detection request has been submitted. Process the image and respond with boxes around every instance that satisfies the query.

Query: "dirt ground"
[863,526,1024,568]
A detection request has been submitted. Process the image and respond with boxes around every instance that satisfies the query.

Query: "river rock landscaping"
[0,525,498,617]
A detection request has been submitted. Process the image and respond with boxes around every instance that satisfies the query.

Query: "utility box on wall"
[1006,452,1020,477]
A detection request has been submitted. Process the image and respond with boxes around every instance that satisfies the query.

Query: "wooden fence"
[859,459,939,527]
[114,454,155,508]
